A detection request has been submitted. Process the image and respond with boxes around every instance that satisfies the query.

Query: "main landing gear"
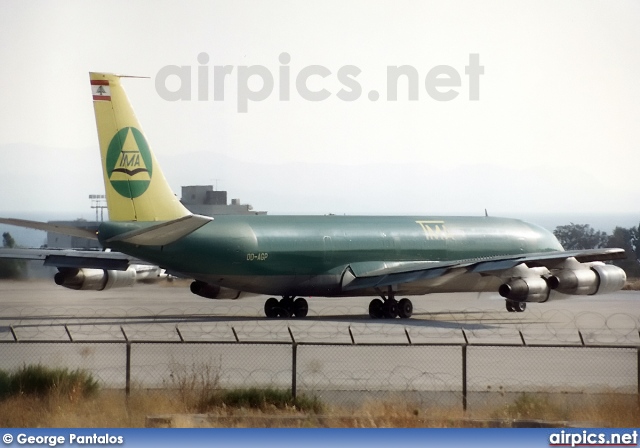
[264,296,309,318]
[505,300,526,313]
[368,287,413,319]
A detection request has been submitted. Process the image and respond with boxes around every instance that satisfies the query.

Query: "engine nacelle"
[190,280,243,300]
[547,264,626,295]
[499,277,550,303]
[592,264,627,294]
[54,268,136,291]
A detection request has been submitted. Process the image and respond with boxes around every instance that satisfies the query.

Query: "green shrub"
[0,365,99,399]
[0,370,10,399]
[204,388,323,413]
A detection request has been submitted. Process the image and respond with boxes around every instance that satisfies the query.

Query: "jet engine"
[499,260,626,303]
[190,280,243,300]
[54,267,136,291]
[498,277,550,303]
[546,264,626,295]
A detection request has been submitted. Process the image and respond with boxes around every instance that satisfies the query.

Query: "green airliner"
[0,73,627,319]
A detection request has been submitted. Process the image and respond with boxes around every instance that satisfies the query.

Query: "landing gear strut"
[505,300,526,313]
[368,286,413,319]
[264,296,309,318]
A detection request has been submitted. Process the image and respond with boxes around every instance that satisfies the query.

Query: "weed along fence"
[1,325,638,410]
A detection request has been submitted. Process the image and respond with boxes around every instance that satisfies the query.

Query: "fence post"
[125,342,131,398]
[64,325,73,342]
[404,328,412,345]
[121,327,131,398]
[292,343,298,400]
[519,330,526,346]
[461,329,469,412]
[9,325,18,342]
[175,326,184,342]
[288,327,297,399]
[578,331,585,346]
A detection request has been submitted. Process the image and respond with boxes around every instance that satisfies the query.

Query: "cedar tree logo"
[106,127,153,198]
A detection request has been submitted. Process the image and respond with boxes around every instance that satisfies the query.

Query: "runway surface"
[0,280,638,400]
[0,280,638,344]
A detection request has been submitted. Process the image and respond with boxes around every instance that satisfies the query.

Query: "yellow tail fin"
[90,72,190,222]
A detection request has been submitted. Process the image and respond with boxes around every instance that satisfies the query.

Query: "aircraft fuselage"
[98,215,563,297]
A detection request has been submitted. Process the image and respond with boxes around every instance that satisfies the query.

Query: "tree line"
[553,223,640,277]
[0,232,26,279]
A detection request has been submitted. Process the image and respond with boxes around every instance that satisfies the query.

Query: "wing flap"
[341,248,627,291]
[343,265,451,290]
[44,255,130,270]
[0,248,150,271]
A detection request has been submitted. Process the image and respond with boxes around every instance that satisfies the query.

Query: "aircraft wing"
[0,218,98,239]
[341,248,627,291]
[0,248,154,271]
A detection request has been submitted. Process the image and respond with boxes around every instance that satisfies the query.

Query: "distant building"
[180,185,266,216]
[46,186,266,249]
[46,220,101,250]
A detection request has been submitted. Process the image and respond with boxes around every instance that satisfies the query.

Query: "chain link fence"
[0,326,638,410]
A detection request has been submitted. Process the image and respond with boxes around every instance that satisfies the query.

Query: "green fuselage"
[98,215,563,297]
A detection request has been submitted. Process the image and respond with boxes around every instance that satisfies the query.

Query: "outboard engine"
[547,264,626,295]
[54,267,136,291]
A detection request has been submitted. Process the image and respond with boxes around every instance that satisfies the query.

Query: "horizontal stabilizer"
[0,218,98,240]
[105,214,213,246]
[0,248,152,271]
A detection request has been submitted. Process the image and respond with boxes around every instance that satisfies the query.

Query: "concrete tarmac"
[0,279,638,344]
[0,280,638,399]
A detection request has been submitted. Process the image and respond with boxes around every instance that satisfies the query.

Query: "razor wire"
[1,305,639,345]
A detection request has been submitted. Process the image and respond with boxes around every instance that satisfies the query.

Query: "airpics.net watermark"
[155,53,484,113]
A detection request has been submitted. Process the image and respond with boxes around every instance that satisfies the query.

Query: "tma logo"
[106,127,153,198]
[415,220,454,241]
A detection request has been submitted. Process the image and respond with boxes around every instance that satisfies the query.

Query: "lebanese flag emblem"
[91,80,111,101]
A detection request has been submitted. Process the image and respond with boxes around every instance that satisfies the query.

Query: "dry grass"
[0,389,189,427]
[1,362,637,428]
[486,393,639,427]
[0,389,637,428]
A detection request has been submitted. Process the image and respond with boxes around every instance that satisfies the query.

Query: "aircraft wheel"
[398,298,413,319]
[505,301,514,312]
[278,297,294,318]
[383,299,398,319]
[264,297,279,318]
[505,300,526,313]
[368,299,384,319]
[293,297,309,318]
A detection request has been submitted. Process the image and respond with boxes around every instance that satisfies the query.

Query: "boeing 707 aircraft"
[0,72,627,319]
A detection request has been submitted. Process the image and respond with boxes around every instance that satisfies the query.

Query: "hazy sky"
[0,0,638,222]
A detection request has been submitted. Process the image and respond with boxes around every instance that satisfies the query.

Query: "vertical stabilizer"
[90,72,190,222]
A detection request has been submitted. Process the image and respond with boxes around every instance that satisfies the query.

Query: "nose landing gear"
[505,300,526,312]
